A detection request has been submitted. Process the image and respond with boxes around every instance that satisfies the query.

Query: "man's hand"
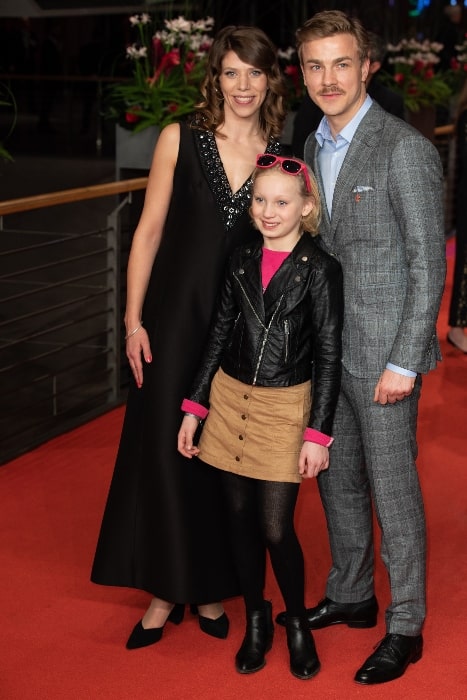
[373,368,415,405]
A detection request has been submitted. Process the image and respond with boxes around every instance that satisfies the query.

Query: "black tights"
[220,471,305,617]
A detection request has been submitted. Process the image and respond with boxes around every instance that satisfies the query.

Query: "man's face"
[301,32,370,135]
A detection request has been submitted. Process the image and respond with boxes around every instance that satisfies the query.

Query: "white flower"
[129,13,151,26]
[278,47,297,61]
[165,17,192,33]
[126,44,147,60]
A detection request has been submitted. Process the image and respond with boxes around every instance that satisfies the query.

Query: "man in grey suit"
[275,10,446,685]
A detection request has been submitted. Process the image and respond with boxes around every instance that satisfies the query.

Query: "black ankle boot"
[285,616,321,680]
[235,600,274,674]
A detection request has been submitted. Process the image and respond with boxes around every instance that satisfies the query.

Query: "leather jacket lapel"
[234,248,265,321]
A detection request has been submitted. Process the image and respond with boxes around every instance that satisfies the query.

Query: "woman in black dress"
[91,25,287,648]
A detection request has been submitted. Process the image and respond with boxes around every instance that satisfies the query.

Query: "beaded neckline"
[194,129,281,230]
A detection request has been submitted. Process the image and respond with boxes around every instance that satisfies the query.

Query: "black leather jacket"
[188,234,344,436]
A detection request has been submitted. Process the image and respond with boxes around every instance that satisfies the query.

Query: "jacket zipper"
[284,319,289,363]
[233,270,284,385]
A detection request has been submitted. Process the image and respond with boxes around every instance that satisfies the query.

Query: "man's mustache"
[318,88,344,95]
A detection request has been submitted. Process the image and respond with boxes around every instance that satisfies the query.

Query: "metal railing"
[0,177,147,465]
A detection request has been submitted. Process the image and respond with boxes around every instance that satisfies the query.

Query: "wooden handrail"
[0,177,148,216]
[434,124,454,136]
[0,119,454,218]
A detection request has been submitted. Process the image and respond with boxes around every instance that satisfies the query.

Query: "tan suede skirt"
[198,368,312,483]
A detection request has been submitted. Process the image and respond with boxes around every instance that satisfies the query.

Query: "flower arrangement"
[106,13,215,132]
[380,38,451,112]
[446,38,467,95]
[278,46,305,110]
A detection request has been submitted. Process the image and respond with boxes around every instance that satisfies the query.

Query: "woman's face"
[218,50,269,119]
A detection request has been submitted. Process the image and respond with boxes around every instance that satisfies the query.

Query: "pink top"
[261,247,290,290]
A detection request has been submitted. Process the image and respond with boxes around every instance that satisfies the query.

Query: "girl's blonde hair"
[251,159,321,235]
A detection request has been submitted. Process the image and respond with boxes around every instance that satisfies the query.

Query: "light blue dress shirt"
[315,96,417,379]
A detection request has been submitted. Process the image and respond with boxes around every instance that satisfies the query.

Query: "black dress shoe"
[354,633,423,685]
[275,596,378,629]
[235,600,274,674]
[125,603,184,649]
[285,616,321,680]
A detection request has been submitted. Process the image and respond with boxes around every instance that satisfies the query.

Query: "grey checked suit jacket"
[304,101,446,379]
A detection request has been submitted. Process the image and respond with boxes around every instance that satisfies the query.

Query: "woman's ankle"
[197,602,224,620]
[142,597,174,628]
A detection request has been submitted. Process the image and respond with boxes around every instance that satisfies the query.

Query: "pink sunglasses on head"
[256,154,312,193]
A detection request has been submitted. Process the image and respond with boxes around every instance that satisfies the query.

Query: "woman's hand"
[177,416,201,458]
[298,443,329,479]
[126,326,152,388]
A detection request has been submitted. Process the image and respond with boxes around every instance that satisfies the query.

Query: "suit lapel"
[330,121,381,234]
[307,103,385,245]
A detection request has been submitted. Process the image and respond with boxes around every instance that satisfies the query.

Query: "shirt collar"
[316,94,373,147]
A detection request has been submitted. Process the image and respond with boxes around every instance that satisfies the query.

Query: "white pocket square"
[352,185,374,193]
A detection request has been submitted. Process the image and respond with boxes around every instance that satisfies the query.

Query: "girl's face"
[218,50,269,119]
[251,170,313,251]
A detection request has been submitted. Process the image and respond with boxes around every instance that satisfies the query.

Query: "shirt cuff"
[181,398,209,420]
[303,427,334,447]
[386,362,417,378]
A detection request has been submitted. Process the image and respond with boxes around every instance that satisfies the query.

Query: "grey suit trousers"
[318,366,426,635]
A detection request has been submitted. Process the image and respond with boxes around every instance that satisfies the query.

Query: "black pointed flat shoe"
[126,603,185,649]
[126,620,163,649]
[198,611,229,639]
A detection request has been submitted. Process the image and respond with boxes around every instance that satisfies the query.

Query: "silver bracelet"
[125,323,143,340]
[184,412,201,423]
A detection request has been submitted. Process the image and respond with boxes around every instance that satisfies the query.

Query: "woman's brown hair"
[193,25,287,140]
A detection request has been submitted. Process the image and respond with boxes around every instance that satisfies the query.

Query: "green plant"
[380,38,451,112]
[0,83,17,161]
[105,13,214,132]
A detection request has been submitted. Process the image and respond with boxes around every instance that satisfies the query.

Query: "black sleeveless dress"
[91,122,281,603]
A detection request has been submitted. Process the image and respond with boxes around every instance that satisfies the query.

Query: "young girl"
[178,155,343,680]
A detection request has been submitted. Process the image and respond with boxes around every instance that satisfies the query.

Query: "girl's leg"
[220,471,272,674]
[220,471,266,611]
[257,481,304,615]
[257,480,320,680]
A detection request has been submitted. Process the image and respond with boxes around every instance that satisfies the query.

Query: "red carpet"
[1,244,466,700]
